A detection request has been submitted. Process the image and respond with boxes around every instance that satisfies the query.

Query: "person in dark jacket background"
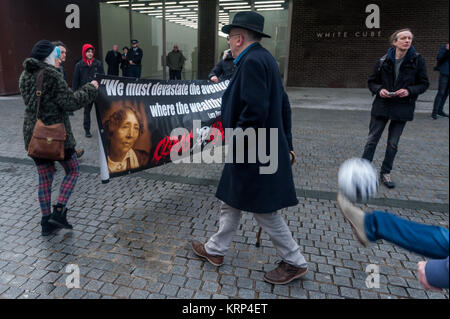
[191,11,307,286]
[121,46,129,77]
[209,48,235,83]
[167,44,186,80]
[19,40,99,236]
[126,40,143,79]
[105,44,122,76]
[362,28,429,189]
[431,43,449,119]
[73,43,104,138]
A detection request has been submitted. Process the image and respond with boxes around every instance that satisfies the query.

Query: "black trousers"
[83,103,94,133]
[169,69,182,80]
[128,65,142,79]
[432,74,449,115]
[362,115,406,174]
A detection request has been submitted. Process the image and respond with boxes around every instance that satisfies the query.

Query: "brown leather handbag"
[27,69,66,161]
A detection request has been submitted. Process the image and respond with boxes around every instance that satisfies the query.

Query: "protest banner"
[95,75,229,182]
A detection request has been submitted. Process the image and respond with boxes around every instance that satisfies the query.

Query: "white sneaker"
[337,192,369,246]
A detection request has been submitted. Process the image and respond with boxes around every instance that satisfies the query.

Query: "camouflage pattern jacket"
[19,58,98,151]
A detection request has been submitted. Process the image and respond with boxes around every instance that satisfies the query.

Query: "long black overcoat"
[216,43,298,214]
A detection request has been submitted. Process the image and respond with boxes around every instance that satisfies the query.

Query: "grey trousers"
[205,202,307,268]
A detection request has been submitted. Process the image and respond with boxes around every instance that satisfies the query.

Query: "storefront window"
[217,0,289,78]
[100,1,198,79]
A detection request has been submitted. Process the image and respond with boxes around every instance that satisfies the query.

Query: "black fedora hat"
[222,11,271,38]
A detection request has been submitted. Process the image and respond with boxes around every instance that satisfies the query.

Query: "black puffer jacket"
[208,49,235,81]
[368,46,429,121]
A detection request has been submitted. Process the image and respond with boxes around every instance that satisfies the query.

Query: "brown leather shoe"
[191,240,224,267]
[264,261,308,285]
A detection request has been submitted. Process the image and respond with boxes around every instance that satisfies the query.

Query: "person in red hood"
[73,44,105,138]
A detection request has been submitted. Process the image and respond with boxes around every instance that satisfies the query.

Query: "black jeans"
[83,103,94,133]
[362,115,406,174]
[432,74,449,115]
[169,69,182,80]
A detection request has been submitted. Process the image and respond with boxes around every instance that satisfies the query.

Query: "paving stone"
[290,286,308,299]
[387,285,409,297]
[220,285,237,297]
[340,287,360,299]
[201,281,219,294]
[406,288,428,299]
[114,286,133,298]
[99,283,119,296]
[83,292,102,299]
[130,289,149,299]
[177,288,195,298]
[236,277,253,290]
[320,284,339,295]
[238,288,255,299]
[1,287,25,299]
[193,291,212,299]
[84,280,104,292]
[161,284,179,297]
[65,288,86,299]
[309,291,326,299]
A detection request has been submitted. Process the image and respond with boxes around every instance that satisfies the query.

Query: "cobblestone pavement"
[2,96,448,203]
[0,96,448,299]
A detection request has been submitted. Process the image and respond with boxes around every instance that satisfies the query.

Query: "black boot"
[41,215,59,236]
[49,204,73,229]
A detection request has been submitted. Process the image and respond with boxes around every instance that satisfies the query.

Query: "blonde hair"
[390,28,414,45]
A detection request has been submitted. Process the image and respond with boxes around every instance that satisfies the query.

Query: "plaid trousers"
[35,153,80,215]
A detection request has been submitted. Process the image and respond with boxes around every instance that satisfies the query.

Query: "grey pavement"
[0,88,448,299]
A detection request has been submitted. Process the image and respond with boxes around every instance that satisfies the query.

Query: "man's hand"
[290,151,296,166]
[90,80,99,89]
[446,43,449,51]
[417,261,442,291]
[394,88,410,98]
[379,89,392,98]
[129,60,135,65]
[210,76,219,83]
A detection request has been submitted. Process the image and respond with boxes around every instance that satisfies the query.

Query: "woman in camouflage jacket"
[19,40,98,236]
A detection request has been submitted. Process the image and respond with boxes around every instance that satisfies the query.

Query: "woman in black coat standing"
[362,28,429,188]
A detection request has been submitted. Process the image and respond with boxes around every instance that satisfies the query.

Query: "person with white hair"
[19,40,99,236]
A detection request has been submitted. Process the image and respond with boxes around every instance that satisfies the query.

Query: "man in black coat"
[191,11,308,285]
[73,43,105,138]
[105,44,122,76]
[431,43,449,119]
[126,40,143,79]
[208,49,235,83]
[363,28,429,188]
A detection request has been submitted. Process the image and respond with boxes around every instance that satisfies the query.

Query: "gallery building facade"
[0,0,448,95]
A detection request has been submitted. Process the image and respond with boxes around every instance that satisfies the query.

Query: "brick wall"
[0,0,100,95]
[287,0,449,89]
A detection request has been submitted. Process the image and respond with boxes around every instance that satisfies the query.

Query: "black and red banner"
[94,75,228,181]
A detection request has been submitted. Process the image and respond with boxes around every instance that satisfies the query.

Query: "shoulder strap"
[35,69,44,120]
[414,52,420,68]
[378,54,387,72]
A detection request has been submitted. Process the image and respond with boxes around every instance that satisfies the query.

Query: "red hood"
[82,44,95,66]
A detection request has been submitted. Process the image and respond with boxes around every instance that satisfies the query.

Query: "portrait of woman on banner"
[102,102,151,173]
